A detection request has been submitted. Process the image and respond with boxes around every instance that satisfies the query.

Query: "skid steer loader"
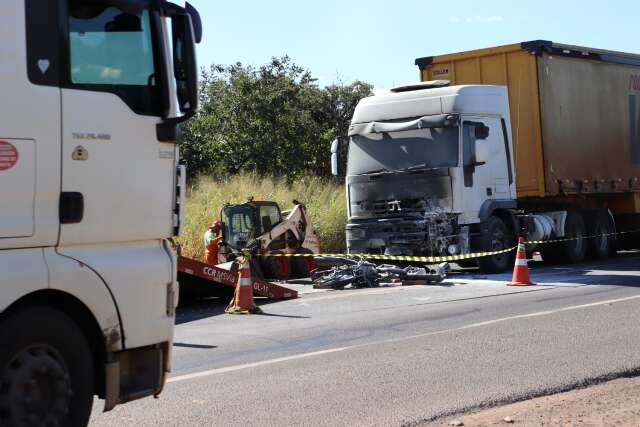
[218,199,320,279]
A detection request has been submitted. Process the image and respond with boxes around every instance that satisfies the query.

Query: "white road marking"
[168,293,640,384]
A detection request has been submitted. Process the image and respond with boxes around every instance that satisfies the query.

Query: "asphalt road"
[89,253,640,426]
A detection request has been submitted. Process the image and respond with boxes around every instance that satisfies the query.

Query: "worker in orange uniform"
[204,220,223,265]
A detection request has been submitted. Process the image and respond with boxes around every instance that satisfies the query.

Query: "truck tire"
[587,210,615,259]
[478,216,516,274]
[0,306,94,427]
[541,211,587,264]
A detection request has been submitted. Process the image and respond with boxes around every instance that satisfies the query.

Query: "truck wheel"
[541,211,587,264]
[478,216,516,274]
[587,211,615,259]
[0,306,94,427]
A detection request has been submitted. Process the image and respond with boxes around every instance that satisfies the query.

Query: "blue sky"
[189,0,640,88]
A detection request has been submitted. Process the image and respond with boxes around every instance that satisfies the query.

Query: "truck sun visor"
[348,114,457,136]
[86,0,151,15]
[86,0,202,41]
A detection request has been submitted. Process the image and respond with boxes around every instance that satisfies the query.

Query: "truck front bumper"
[346,218,427,255]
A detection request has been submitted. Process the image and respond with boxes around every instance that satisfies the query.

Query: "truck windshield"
[68,3,163,115]
[347,127,459,175]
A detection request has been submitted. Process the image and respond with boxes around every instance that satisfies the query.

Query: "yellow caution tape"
[257,229,639,264]
[260,246,517,263]
[525,229,639,245]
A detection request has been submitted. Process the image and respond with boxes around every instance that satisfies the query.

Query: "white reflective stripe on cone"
[515,258,528,266]
[518,244,526,251]
[240,277,252,286]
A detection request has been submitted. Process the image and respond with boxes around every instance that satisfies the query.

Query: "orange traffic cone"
[508,237,535,286]
[226,256,263,314]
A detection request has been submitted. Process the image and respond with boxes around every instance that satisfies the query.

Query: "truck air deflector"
[349,114,457,136]
[520,40,640,66]
[414,56,433,69]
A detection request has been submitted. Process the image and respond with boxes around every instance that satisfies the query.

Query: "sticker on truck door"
[0,141,18,171]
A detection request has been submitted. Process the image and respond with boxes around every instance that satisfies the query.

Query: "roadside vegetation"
[180,56,371,179]
[178,174,347,260]
[177,56,371,258]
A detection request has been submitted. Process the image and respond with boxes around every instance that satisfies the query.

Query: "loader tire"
[290,249,314,279]
[261,252,291,280]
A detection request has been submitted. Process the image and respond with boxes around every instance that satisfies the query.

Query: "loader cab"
[221,201,284,250]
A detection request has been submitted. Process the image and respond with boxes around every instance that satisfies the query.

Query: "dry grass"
[178,174,347,260]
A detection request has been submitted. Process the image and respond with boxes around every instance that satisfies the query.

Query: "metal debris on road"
[310,257,449,289]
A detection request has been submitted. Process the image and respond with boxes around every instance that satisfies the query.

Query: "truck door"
[0,1,61,246]
[458,117,511,223]
[58,2,177,245]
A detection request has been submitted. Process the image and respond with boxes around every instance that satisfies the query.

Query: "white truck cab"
[0,0,201,425]
[334,83,518,272]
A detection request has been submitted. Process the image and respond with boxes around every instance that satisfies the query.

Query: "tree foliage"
[180,57,372,178]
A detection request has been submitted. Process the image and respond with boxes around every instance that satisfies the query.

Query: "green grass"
[178,174,347,260]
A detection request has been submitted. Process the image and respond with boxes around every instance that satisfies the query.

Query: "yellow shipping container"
[417,43,546,198]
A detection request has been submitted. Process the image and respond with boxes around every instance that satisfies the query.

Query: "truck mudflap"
[177,256,298,300]
[104,343,169,412]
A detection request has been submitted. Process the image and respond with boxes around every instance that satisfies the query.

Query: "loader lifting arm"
[258,201,319,253]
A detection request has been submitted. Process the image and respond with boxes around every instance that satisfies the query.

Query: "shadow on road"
[175,298,228,324]
[458,250,640,287]
[176,296,303,325]
[173,342,218,349]
[258,312,310,319]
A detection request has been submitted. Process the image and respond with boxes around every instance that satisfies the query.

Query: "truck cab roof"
[351,85,509,124]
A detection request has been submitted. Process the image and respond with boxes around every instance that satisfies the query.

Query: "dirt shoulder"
[421,376,640,426]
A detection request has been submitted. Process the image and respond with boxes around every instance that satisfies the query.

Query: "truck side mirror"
[171,13,198,114]
[330,138,339,176]
[157,10,200,142]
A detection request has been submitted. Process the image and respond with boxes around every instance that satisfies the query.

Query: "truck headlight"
[347,228,366,240]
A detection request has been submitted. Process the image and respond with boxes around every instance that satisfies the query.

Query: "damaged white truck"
[0,0,201,425]
[333,42,640,272]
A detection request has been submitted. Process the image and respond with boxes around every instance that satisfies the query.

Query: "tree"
[180,57,373,179]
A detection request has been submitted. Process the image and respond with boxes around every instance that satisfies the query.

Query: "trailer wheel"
[587,211,615,259]
[0,306,94,427]
[478,216,515,274]
[541,211,587,264]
